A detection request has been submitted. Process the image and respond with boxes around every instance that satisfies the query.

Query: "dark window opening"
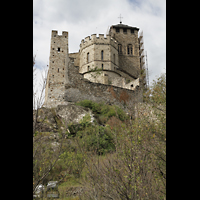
[52,61,54,63]
[131,84,133,87]
[113,54,115,64]
[131,29,134,34]
[123,28,127,33]
[58,68,59,72]
[88,66,90,71]
[102,64,103,70]
[63,68,64,70]
[127,44,133,55]
[101,50,104,60]
[54,35,56,37]
[87,52,89,63]
[116,28,119,32]
[58,47,60,52]
[118,44,122,54]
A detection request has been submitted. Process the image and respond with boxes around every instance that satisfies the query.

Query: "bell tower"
[109,23,140,79]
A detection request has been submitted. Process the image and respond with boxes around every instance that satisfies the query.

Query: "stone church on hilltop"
[44,22,147,109]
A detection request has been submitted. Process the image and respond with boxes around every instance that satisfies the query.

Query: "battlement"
[51,30,68,38]
[80,34,118,51]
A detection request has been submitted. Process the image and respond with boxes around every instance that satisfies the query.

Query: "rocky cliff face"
[33,103,94,135]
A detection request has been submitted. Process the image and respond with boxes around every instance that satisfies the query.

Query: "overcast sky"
[33,0,166,88]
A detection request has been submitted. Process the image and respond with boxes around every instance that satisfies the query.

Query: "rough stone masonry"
[43,23,145,110]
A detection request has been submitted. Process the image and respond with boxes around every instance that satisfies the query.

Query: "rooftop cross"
[118,14,123,24]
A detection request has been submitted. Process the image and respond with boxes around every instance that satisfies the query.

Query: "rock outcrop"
[33,102,94,134]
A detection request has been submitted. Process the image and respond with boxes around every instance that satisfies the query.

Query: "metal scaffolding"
[138,30,149,89]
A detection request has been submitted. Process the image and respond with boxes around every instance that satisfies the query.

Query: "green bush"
[76,100,128,124]
[77,125,115,155]
[68,114,92,136]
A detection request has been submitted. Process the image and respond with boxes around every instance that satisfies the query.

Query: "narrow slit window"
[58,68,59,72]
[102,64,103,70]
[58,47,60,52]
[87,52,89,63]
[113,54,115,64]
[101,50,104,60]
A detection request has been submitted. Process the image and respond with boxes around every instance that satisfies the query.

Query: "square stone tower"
[44,30,69,107]
[109,23,140,79]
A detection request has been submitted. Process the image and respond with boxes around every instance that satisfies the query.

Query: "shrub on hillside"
[76,100,128,124]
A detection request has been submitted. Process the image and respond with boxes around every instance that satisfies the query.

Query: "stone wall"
[69,52,80,67]
[110,26,140,79]
[44,26,144,110]
[63,58,143,111]
[44,30,69,107]
[79,34,119,74]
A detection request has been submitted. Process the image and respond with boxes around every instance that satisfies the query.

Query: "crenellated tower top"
[80,34,118,52]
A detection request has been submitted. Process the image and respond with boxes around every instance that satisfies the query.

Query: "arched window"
[101,50,104,60]
[127,44,133,55]
[87,52,89,63]
[118,44,122,54]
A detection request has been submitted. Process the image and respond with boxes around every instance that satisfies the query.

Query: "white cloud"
[33,0,166,87]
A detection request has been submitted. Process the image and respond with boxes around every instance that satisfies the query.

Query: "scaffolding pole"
[139,30,150,89]
[145,51,149,88]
